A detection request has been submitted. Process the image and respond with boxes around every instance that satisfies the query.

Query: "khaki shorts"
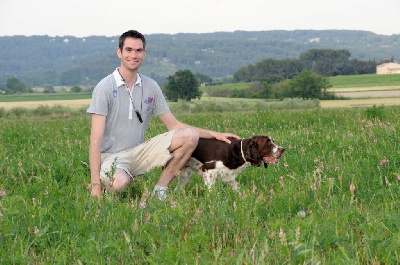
[100,130,175,181]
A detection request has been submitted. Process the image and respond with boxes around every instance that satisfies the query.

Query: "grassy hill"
[203,74,400,92]
[328,74,400,88]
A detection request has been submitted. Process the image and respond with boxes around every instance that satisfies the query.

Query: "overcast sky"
[1,0,399,37]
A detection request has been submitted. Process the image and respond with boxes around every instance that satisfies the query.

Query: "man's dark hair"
[119,30,146,50]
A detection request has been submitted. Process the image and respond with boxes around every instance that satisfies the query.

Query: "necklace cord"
[118,69,143,123]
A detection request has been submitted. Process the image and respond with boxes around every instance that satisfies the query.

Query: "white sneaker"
[152,185,167,201]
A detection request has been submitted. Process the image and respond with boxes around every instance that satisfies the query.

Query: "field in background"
[328,73,400,88]
[1,74,400,110]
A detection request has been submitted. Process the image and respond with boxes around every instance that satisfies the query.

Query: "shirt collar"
[113,68,142,88]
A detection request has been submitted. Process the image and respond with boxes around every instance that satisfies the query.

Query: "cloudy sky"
[1,0,399,37]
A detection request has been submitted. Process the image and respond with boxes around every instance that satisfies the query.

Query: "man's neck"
[118,67,138,89]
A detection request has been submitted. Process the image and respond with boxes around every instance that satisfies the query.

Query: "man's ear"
[116,47,122,59]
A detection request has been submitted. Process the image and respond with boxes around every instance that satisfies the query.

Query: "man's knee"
[112,168,132,192]
[181,127,199,148]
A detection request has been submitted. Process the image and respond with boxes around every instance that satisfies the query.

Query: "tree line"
[233,48,381,82]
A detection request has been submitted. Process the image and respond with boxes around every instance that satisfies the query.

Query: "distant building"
[376,62,400,74]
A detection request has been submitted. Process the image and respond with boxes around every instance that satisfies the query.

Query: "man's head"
[119,30,146,50]
[117,30,147,72]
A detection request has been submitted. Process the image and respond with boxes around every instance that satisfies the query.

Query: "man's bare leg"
[153,128,199,199]
[105,168,132,194]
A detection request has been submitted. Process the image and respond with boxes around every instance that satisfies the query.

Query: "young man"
[87,30,239,199]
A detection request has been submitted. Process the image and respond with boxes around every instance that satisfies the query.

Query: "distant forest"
[0,30,398,87]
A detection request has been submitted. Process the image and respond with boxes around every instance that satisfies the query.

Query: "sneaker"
[152,185,167,201]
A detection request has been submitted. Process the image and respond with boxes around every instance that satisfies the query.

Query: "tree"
[194,73,212,85]
[299,49,351,76]
[5,77,29,94]
[288,70,331,99]
[70,85,82,93]
[163,70,202,102]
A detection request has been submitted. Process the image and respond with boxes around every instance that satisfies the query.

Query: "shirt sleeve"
[87,78,112,116]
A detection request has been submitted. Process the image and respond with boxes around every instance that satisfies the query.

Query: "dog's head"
[244,135,285,167]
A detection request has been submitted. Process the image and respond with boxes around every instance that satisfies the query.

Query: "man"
[87,30,239,200]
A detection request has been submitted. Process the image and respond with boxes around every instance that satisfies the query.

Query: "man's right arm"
[89,114,106,197]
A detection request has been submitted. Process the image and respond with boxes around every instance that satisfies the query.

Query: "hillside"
[0,30,399,86]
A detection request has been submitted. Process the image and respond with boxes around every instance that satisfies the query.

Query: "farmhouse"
[376,62,400,74]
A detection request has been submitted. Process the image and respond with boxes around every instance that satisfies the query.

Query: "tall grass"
[0,99,319,119]
[0,106,399,264]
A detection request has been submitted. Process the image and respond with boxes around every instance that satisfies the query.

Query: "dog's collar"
[240,140,249,164]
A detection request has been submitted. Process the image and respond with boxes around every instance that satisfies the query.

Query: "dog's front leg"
[202,172,216,190]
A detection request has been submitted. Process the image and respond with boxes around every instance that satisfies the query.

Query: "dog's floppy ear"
[245,137,262,167]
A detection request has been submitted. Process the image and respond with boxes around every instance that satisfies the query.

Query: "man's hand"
[211,132,241,144]
[90,183,103,198]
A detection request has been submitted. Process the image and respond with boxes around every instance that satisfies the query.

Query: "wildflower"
[297,211,306,218]
[306,208,312,214]
[170,200,177,208]
[314,157,319,163]
[350,183,356,192]
[310,183,317,190]
[0,211,3,217]
[0,190,6,197]
[397,174,400,181]
[295,227,301,244]
[139,200,146,209]
[379,157,389,165]
[278,228,287,246]
[18,162,22,167]
[284,162,289,167]
[373,138,378,143]
[233,201,237,211]
[278,228,285,238]
[252,185,257,194]
[279,176,284,187]
[34,226,39,235]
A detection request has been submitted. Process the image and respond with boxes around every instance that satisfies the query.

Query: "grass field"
[1,74,400,110]
[328,74,400,88]
[0,107,399,263]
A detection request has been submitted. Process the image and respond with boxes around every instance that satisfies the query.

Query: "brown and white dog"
[178,135,284,190]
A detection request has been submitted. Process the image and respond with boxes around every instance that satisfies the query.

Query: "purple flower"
[379,157,389,165]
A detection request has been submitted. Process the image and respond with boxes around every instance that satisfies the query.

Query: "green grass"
[201,82,255,92]
[0,93,92,102]
[0,106,399,264]
[204,74,400,91]
[329,74,400,88]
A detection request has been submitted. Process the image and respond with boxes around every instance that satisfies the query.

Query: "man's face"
[117,37,146,71]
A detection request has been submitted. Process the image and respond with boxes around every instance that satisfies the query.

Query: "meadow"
[0,105,399,264]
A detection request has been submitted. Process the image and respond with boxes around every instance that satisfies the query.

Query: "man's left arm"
[158,112,240,144]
